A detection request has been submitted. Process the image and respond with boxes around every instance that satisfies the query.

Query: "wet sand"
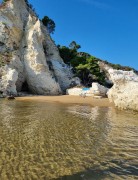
[16,95,113,107]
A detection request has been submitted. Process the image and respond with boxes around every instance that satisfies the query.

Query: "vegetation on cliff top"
[100,60,138,74]
[42,16,56,34]
[58,42,106,87]
[1,0,9,3]
[57,41,138,86]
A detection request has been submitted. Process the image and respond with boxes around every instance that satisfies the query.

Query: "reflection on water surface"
[0,99,138,179]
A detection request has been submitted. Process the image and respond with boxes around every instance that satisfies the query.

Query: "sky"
[1,0,138,69]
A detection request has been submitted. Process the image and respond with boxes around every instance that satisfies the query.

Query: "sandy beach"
[16,95,113,107]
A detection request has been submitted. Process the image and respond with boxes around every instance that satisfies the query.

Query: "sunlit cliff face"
[0,0,80,96]
[107,69,138,111]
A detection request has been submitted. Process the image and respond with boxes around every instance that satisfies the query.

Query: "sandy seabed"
[16,95,113,107]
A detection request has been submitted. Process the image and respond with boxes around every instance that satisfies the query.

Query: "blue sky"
[1,0,138,69]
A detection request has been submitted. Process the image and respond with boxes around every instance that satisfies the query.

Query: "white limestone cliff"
[0,67,18,96]
[108,69,138,111]
[0,0,80,96]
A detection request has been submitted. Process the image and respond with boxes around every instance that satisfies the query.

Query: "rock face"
[66,87,83,96]
[0,0,80,96]
[90,82,108,97]
[108,69,138,111]
[98,61,113,86]
[66,83,108,97]
[0,67,18,96]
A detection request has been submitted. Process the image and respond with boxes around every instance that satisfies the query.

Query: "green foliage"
[2,0,9,2]
[0,0,10,5]
[58,41,81,64]
[75,56,106,86]
[70,56,86,67]
[69,41,81,50]
[58,45,77,64]
[42,16,55,34]
[58,42,106,86]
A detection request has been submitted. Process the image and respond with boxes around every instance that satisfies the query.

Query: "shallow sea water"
[0,99,138,180]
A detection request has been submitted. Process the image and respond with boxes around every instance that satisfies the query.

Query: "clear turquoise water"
[82,88,90,91]
[0,99,138,180]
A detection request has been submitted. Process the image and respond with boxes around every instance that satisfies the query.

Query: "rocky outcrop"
[67,83,108,98]
[0,67,18,96]
[98,61,113,86]
[108,69,138,111]
[66,87,83,96]
[0,0,80,96]
[90,82,108,97]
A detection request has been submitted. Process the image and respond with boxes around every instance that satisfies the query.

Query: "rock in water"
[6,96,15,100]
[107,69,138,111]
[0,0,80,96]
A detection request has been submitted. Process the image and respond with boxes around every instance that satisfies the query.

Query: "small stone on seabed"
[6,96,15,100]
[93,96,103,99]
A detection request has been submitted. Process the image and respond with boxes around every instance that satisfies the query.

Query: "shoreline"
[16,95,113,107]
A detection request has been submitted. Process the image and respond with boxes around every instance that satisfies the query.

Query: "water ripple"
[0,99,138,179]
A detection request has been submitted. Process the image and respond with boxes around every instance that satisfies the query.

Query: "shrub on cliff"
[42,16,56,34]
[58,41,81,64]
[75,56,106,86]
[2,0,9,2]
[58,45,77,64]
[0,0,10,5]
[58,42,106,86]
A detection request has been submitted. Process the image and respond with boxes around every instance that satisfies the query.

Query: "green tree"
[42,16,55,34]
[58,46,77,64]
[58,42,106,86]
[1,0,9,3]
[69,41,81,50]
[75,56,106,86]
[57,41,81,65]
[70,56,86,67]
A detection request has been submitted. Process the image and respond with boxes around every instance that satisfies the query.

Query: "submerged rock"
[6,95,15,100]
[108,69,138,111]
[0,0,80,96]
